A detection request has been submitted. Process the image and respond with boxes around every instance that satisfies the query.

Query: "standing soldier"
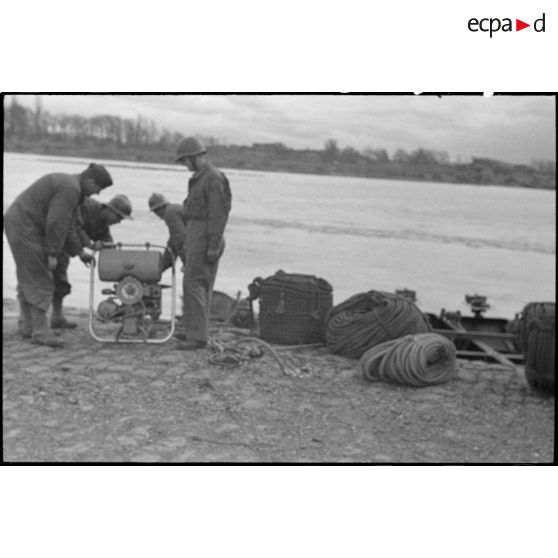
[4,163,113,347]
[174,137,232,350]
[148,193,186,271]
[52,195,133,329]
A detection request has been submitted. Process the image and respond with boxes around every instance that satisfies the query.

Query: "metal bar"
[437,323,518,369]
[103,242,167,250]
[456,350,524,361]
[432,329,516,341]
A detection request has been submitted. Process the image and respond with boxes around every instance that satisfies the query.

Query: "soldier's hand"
[47,255,58,270]
[79,252,95,267]
[206,249,220,263]
[91,240,105,251]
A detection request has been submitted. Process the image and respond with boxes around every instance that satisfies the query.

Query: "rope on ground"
[326,290,432,359]
[207,335,311,377]
[359,333,456,386]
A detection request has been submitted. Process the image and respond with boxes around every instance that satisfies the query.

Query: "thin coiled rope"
[360,333,456,386]
[326,291,432,358]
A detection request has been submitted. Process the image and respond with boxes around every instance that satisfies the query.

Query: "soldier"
[4,163,113,347]
[174,137,232,350]
[148,193,186,271]
[52,195,133,329]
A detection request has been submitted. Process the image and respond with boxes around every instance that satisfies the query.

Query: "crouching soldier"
[148,193,186,271]
[51,194,133,329]
[4,163,113,347]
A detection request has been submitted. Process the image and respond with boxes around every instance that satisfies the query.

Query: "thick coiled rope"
[514,302,555,393]
[359,333,456,386]
[326,291,432,359]
[513,302,554,352]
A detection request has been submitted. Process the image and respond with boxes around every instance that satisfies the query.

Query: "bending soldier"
[52,195,133,328]
[4,163,113,347]
[148,193,186,271]
[174,137,232,350]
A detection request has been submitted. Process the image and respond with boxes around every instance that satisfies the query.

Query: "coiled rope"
[359,333,456,386]
[326,291,432,359]
[514,302,555,393]
[513,302,554,351]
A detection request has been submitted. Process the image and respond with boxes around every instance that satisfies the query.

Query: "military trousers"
[182,251,220,343]
[182,220,224,343]
[4,206,54,311]
[53,251,72,300]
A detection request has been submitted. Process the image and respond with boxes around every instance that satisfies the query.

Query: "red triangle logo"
[516,19,530,31]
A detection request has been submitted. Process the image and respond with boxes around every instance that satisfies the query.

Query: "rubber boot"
[50,296,77,329]
[18,298,33,338]
[31,305,65,347]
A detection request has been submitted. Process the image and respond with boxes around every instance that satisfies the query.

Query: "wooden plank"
[468,339,519,369]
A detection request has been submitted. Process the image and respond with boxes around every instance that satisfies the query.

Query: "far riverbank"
[4,138,555,190]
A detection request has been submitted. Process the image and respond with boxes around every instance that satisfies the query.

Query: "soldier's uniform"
[182,163,232,343]
[159,203,187,270]
[53,198,115,323]
[4,164,112,345]
[5,174,86,344]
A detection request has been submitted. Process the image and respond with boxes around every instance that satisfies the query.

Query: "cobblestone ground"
[2,299,555,463]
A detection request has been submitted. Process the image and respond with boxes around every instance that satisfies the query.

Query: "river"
[2,152,555,319]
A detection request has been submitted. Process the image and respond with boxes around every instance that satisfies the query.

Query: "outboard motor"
[89,243,176,343]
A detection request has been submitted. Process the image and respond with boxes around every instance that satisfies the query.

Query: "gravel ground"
[2,299,555,463]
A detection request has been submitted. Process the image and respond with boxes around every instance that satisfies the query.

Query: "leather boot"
[50,296,77,329]
[18,298,33,338]
[31,305,65,347]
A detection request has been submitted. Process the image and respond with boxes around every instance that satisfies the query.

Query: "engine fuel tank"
[98,249,162,283]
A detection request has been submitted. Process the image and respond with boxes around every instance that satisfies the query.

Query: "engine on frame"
[89,244,176,343]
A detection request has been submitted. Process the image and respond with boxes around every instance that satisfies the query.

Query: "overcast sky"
[12,94,556,164]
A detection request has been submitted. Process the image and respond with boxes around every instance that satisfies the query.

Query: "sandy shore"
[2,298,554,463]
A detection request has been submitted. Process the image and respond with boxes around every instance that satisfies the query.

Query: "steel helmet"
[148,193,170,212]
[175,137,206,162]
[105,195,133,220]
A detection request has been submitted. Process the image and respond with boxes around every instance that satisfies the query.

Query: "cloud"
[11,94,556,164]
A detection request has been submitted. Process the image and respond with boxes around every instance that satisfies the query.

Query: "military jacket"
[7,172,85,257]
[183,163,232,253]
[64,198,113,255]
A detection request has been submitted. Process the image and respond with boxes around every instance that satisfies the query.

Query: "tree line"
[3,96,555,189]
[4,95,186,149]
